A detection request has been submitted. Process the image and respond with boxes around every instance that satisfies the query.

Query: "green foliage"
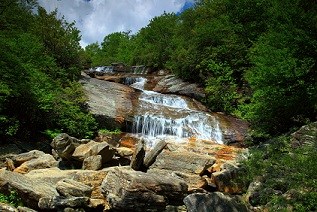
[240,136,317,211]
[0,190,23,207]
[204,62,241,113]
[86,0,317,137]
[0,1,96,141]
[98,128,121,135]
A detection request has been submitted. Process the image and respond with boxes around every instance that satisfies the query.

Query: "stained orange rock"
[119,136,138,149]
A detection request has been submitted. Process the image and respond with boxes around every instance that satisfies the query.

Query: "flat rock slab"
[101,167,188,211]
[150,149,216,175]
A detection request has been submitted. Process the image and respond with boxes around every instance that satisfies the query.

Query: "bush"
[0,190,22,207]
[240,135,317,211]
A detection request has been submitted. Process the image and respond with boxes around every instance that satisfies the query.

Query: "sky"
[38,0,195,48]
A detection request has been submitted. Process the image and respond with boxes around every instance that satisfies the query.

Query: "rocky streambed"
[0,133,248,211]
[0,72,250,211]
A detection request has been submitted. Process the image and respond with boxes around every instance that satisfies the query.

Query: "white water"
[129,77,223,147]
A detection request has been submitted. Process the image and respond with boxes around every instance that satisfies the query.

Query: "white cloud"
[38,0,193,47]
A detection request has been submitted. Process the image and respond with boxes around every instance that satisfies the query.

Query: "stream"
[126,77,223,147]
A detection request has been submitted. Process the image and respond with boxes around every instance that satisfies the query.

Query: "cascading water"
[129,77,223,147]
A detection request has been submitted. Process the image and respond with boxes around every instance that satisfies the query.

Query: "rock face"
[152,75,206,100]
[80,74,138,130]
[183,192,248,212]
[101,167,188,211]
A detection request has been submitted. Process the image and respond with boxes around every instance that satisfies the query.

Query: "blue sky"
[38,0,195,47]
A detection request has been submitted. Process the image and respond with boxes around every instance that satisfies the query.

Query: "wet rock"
[183,192,248,212]
[101,167,188,211]
[80,76,137,130]
[143,140,167,168]
[130,139,145,171]
[72,141,115,163]
[38,196,89,210]
[14,153,58,174]
[153,75,205,100]
[82,155,102,170]
[56,179,93,198]
[215,114,249,146]
[150,149,216,175]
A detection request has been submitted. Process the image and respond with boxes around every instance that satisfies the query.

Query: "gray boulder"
[101,167,188,211]
[183,192,248,212]
[0,168,59,209]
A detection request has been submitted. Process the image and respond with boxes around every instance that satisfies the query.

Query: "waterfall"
[129,77,223,147]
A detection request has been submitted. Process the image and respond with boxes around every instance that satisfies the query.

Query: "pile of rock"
[0,133,248,211]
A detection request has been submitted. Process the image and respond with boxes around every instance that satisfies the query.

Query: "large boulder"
[13,153,58,174]
[72,141,115,163]
[101,167,188,211]
[51,133,89,160]
[11,150,45,167]
[0,168,59,209]
[150,149,216,175]
[183,192,248,212]
[211,163,246,194]
[26,167,110,200]
[80,75,138,130]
